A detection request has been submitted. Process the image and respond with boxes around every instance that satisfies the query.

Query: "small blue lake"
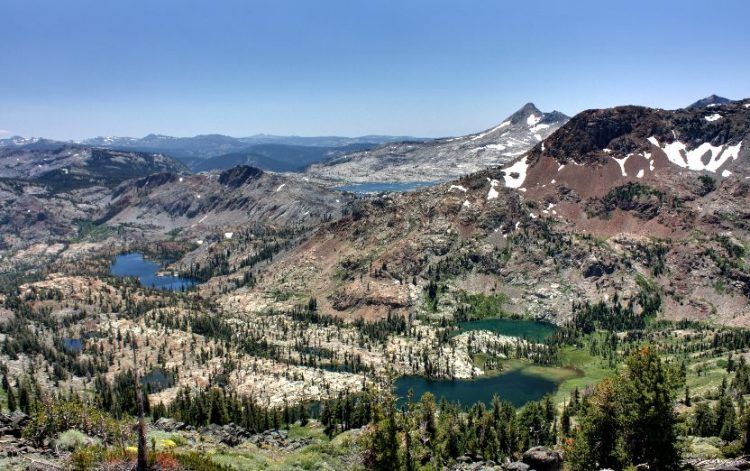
[63,338,83,353]
[334,181,439,194]
[110,253,196,291]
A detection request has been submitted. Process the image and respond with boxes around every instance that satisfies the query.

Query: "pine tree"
[18,382,30,414]
[620,347,681,470]
[6,386,16,412]
[561,404,571,436]
[716,395,738,442]
[298,402,309,426]
[566,378,627,470]
[692,402,716,437]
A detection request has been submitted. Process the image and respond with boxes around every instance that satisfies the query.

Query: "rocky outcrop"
[522,446,562,471]
[0,412,52,459]
[685,457,750,470]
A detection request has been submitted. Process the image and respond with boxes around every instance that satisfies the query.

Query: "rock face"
[0,411,30,438]
[307,103,568,183]
[522,446,562,471]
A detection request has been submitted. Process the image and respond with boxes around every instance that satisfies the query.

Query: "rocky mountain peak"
[507,103,568,127]
[510,102,541,118]
[687,94,732,109]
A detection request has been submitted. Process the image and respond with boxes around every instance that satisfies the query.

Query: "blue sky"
[1,0,749,140]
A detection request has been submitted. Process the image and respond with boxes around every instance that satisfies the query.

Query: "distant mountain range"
[191,143,380,173]
[1,95,740,179]
[0,133,423,173]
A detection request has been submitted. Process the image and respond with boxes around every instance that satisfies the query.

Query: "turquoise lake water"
[455,318,558,343]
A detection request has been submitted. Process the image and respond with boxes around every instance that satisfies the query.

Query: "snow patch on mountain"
[471,121,510,141]
[648,137,743,173]
[502,156,529,189]
[612,154,631,177]
[526,114,542,126]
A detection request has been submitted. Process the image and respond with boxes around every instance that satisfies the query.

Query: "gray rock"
[522,446,562,471]
[506,462,530,471]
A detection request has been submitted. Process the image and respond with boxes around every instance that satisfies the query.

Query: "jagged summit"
[509,102,542,121]
[506,102,566,125]
[687,94,732,109]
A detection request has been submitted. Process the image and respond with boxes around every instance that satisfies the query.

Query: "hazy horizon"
[2,0,749,141]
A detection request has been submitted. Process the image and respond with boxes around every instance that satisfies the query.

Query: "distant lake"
[396,367,561,408]
[455,318,558,343]
[334,181,439,193]
[110,253,195,291]
[62,338,83,353]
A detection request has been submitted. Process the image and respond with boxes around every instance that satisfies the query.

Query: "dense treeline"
[362,387,556,469]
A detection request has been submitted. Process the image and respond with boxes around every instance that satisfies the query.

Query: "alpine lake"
[396,318,581,407]
[110,252,196,291]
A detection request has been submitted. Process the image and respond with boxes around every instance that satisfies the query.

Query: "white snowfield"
[449,185,467,192]
[648,136,743,173]
[470,121,510,141]
[705,113,722,122]
[501,156,529,189]
[526,114,542,126]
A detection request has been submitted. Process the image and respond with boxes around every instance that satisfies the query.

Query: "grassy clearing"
[686,357,733,398]
[553,346,614,406]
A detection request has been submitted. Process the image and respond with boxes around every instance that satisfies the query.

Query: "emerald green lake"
[455,318,558,343]
[394,319,564,407]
